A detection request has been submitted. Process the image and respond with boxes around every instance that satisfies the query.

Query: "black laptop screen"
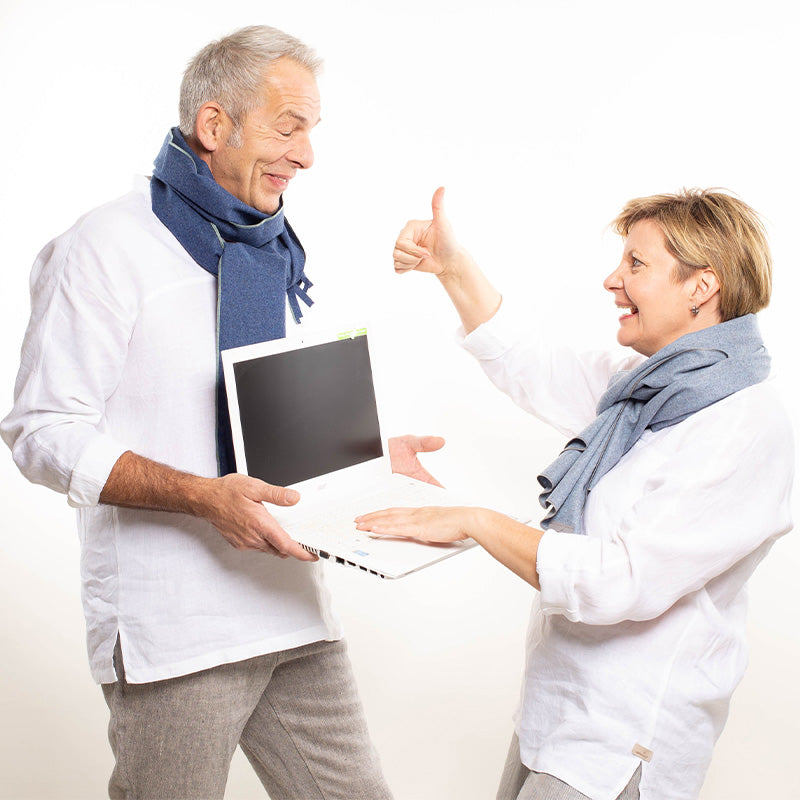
[231,335,384,486]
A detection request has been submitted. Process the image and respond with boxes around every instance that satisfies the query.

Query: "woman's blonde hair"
[612,189,772,321]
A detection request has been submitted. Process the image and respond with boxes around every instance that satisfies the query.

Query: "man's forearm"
[98,450,315,560]
[99,450,215,518]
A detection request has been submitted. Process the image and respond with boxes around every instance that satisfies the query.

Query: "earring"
[691,305,700,316]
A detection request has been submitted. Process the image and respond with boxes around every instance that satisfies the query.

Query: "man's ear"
[193,102,230,153]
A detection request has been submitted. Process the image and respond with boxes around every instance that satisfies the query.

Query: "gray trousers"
[496,734,641,800]
[101,638,392,800]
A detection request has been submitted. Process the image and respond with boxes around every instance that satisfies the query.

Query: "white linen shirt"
[462,306,794,800]
[1,178,341,684]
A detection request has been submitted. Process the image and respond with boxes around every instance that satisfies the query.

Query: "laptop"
[221,327,476,579]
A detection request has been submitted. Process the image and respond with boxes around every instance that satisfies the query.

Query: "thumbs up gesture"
[393,187,464,278]
[392,188,501,333]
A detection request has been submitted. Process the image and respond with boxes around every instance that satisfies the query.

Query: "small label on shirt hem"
[632,743,654,762]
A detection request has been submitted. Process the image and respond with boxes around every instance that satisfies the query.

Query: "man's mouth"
[618,304,638,317]
[265,173,291,189]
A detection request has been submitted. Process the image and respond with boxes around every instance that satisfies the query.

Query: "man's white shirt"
[1,177,341,684]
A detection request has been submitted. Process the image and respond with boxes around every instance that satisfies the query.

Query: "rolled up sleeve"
[2,219,136,507]
[535,385,794,625]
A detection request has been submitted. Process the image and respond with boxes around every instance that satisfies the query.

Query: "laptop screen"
[231,334,384,486]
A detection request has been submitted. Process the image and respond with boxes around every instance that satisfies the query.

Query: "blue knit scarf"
[150,127,313,476]
[537,314,770,535]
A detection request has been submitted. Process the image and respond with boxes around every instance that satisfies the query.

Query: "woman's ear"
[193,102,229,153]
[691,267,721,308]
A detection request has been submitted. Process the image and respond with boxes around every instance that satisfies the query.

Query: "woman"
[356,188,794,800]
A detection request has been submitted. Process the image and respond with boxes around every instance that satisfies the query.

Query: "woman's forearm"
[355,504,542,588]
[469,508,543,589]
[437,250,502,334]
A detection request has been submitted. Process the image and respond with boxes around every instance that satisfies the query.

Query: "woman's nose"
[603,264,624,292]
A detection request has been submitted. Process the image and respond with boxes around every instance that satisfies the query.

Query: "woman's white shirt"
[462,304,794,800]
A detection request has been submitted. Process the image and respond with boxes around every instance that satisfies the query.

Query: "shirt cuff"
[67,434,128,507]
[536,530,592,621]
[458,300,523,360]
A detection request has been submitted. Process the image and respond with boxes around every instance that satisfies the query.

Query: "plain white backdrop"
[1,1,798,797]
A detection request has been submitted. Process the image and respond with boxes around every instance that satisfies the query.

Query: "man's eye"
[279,130,293,138]
[632,257,643,268]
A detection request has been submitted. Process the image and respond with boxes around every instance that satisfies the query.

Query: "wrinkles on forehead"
[260,59,321,128]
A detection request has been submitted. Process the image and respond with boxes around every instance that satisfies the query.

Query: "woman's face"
[603,219,706,357]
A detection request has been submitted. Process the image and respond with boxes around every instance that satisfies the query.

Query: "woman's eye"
[631,257,643,268]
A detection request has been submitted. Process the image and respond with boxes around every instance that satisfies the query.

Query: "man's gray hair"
[178,25,322,145]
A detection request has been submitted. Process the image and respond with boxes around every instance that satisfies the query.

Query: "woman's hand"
[393,188,502,334]
[354,505,474,544]
[393,187,470,279]
[357,504,544,589]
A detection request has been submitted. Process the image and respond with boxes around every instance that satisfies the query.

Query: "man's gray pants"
[101,638,392,799]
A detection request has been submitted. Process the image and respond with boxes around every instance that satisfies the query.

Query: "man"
[1,25,439,799]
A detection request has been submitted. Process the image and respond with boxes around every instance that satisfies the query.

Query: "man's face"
[210,57,321,214]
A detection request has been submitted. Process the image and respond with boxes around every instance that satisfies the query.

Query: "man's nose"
[291,135,314,170]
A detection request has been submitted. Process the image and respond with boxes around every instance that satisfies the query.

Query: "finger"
[262,527,318,561]
[281,540,319,562]
[431,186,446,223]
[392,252,424,271]
[354,509,390,525]
[410,434,446,454]
[354,518,403,534]
[245,497,316,562]
[257,482,300,506]
[397,219,432,242]
[393,239,430,261]
[358,519,424,540]
[354,507,413,525]
[258,540,285,558]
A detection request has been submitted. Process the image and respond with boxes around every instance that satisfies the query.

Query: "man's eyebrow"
[278,110,322,127]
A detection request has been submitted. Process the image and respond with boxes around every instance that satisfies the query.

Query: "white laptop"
[221,327,476,579]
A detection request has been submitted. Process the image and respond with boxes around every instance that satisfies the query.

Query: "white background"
[1,1,798,798]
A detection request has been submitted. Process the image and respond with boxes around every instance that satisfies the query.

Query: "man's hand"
[388,434,446,487]
[100,451,317,561]
[202,473,317,560]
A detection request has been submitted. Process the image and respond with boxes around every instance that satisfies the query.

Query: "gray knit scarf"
[537,314,770,534]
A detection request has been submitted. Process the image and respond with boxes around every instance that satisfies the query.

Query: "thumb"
[258,481,300,506]
[417,435,446,453]
[431,186,446,223]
